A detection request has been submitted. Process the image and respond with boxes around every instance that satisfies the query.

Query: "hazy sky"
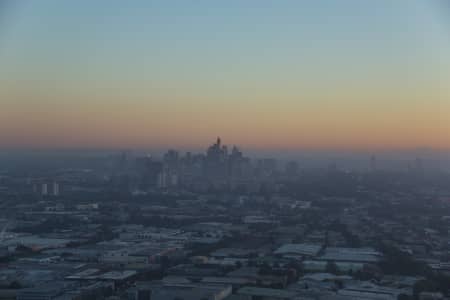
[1,0,449,150]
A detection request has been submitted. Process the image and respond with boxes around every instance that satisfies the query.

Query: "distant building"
[41,183,48,196]
[285,161,299,176]
[52,182,59,196]
[157,166,178,188]
[370,155,377,172]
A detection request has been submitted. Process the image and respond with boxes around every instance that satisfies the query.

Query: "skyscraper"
[370,155,377,172]
[41,183,48,196]
[52,182,59,196]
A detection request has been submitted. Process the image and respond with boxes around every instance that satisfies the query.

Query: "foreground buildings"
[0,139,450,299]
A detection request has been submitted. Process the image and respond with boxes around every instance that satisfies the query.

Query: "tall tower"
[370,155,377,172]
[53,182,60,196]
[41,183,48,196]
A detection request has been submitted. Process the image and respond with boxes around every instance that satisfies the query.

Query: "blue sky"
[0,0,449,149]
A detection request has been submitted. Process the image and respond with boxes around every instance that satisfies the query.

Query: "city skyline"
[2,2,450,296]
[1,1,450,150]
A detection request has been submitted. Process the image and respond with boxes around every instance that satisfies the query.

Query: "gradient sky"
[0,0,449,150]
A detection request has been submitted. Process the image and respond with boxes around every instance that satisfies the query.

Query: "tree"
[378,244,429,276]
[325,261,339,275]
[413,280,438,299]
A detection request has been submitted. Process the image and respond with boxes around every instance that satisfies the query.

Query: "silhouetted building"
[285,161,299,177]
[41,183,48,196]
[370,155,377,172]
[52,182,59,196]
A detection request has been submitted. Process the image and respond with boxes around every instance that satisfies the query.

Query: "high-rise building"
[41,183,48,196]
[285,161,299,176]
[52,182,59,196]
[370,155,377,172]
[205,137,229,183]
[157,167,178,189]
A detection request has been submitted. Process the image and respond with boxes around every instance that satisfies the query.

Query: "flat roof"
[238,287,296,298]
[274,244,322,256]
[99,270,137,280]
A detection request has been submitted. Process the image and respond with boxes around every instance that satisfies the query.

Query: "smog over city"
[1,1,450,300]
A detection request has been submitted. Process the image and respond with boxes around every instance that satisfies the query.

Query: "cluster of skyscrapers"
[121,137,289,191]
[33,181,60,196]
[156,137,253,189]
